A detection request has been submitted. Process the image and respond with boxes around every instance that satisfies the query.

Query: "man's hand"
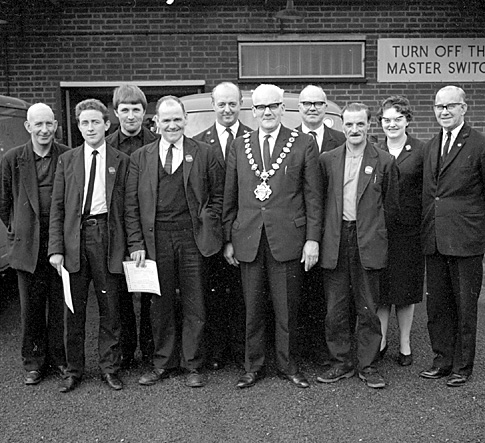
[301,240,319,272]
[223,242,239,266]
[130,249,146,267]
[49,254,64,276]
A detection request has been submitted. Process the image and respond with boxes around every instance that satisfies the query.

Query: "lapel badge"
[185,154,193,163]
[108,167,116,175]
[365,166,373,175]
[210,139,215,144]
[405,145,411,151]
[457,143,462,147]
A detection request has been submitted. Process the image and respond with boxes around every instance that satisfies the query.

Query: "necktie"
[441,131,452,166]
[165,144,174,174]
[263,134,271,171]
[309,131,319,152]
[224,127,234,160]
[83,149,98,217]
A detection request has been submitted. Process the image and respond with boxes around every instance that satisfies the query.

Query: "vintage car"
[180,91,343,138]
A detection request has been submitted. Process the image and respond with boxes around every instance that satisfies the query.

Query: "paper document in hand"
[123,260,161,295]
[61,266,74,313]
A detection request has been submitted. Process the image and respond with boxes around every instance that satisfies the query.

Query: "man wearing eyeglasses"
[296,85,346,153]
[420,85,485,387]
[223,84,323,389]
[194,82,252,371]
[296,85,346,365]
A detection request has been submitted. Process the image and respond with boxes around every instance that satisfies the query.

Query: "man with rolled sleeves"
[106,84,160,367]
[420,85,485,387]
[125,96,224,388]
[223,84,322,389]
[0,103,68,385]
[194,82,252,370]
[49,99,130,393]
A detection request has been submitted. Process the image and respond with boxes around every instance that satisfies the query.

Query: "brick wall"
[1,0,484,142]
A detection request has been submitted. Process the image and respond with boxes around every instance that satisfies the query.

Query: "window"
[238,35,365,81]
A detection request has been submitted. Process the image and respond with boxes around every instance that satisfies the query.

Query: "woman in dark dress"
[375,96,425,366]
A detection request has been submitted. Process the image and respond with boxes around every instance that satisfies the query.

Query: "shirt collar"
[160,136,184,151]
[301,123,324,138]
[119,128,143,144]
[84,142,106,158]
[443,122,464,139]
[259,124,281,142]
[215,120,240,138]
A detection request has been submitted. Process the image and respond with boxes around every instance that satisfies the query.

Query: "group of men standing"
[0,81,483,393]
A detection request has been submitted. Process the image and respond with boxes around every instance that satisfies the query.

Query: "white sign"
[378,38,485,83]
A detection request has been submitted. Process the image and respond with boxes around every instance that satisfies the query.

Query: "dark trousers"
[425,252,483,375]
[17,238,65,372]
[119,282,153,361]
[323,221,382,372]
[66,220,122,379]
[239,231,302,375]
[204,251,245,365]
[153,227,205,371]
[299,265,329,363]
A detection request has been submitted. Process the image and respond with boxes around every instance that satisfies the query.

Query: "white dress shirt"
[159,137,184,172]
[442,122,464,155]
[83,143,107,215]
[216,121,240,159]
[301,123,324,152]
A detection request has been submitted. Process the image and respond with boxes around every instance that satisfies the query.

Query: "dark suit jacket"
[319,141,400,270]
[125,136,224,259]
[105,126,160,156]
[295,124,346,153]
[194,122,253,172]
[375,134,424,231]
[223,125,323,263]
[48,144,130,274]
[422,122,485,256]
[0,141,69,273]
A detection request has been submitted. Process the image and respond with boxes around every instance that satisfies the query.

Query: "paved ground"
[1,271,484,443]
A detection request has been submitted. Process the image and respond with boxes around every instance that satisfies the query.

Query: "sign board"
[378,38,485,83]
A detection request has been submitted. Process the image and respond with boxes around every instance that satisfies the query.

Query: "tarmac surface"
[1,270,484,443]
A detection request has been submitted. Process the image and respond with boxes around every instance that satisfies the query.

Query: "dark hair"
[75,99,109,123]
[155,95,186,114]
[113,84,148,110]
[376,95,413,124]
[341,102,371,122]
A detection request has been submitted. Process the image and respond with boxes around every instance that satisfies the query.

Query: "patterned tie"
[164,144,174,174]
[224,127,234,160]
[83,149,98,217]
[441,131,452,166]
[263,134,271,171]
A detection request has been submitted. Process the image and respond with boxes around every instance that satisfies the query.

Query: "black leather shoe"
[139,368,172,386]
[185,369,205,388]
[446,373,469,387]
[278,371,310,388]
[236,371,265,389]
[419,366,452,379]
[379,344,388,360]
[25,370,42,385]
[59,376,80,393]
[102,373,123,390]
[398,352,413,367]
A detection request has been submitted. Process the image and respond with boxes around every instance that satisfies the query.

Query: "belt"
[82,212,108,227]
[342,220,356,227]
[155,220,193,231]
